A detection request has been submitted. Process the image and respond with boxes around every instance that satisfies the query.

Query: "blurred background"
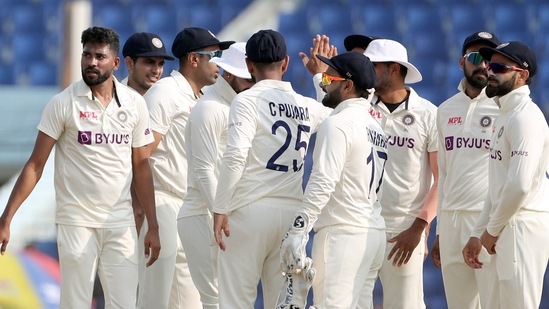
[1,0,549,307]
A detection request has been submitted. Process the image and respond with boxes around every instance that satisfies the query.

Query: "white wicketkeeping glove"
[276,257,316,309]
[280,212,315,275]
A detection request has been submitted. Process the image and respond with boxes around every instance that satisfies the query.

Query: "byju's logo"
[78,131,92,145]
[445,136,454,151]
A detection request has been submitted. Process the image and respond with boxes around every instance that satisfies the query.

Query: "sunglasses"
[487,62,525,74]
[195,50,223,59]
[464,52,486,65]
[321,72,347,86]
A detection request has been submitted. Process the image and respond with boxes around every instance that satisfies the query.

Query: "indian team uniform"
[472,86,549,309]
[212,80,330,308]
[369,87,438,309]
[178,77,236,308]
[436,80,499,309]
[138,69,201,309]
[37,78,153,308]
[301,98,387,308]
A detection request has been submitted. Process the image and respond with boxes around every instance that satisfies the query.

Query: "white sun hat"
[210,42,251,79]
[363,39,422,84]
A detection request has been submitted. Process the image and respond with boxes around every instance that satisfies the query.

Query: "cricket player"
[280,52,387,309]
[121,32,174,96]
[463,41,549,309]
[212,29,331,308]
[0,26,160,308]
[364,39,438,309]
[137,27,233,309]
[120,32,174,233]
[177,42,254,308]
[431,31,500,309]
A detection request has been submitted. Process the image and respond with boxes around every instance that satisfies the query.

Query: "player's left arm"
[132,145,160,266]
[388,150,438,267]
[131,97,160,266]
[486,116,544,237]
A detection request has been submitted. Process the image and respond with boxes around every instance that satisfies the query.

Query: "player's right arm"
[213,95,256,250]
[0,131,56,254]
[300,34,336,102]
[431,106,447,267]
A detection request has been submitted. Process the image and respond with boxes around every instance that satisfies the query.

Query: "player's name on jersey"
[367,127,388,148]
[268,102,310,121]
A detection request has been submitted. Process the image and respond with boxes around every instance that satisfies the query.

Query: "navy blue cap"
[246,29,286,63]
[172,27,234,59]
[462,31,501,55]
[479,41,537,77]
[317,52,376,91]
[122,32,174,60]
[344,34,378,51]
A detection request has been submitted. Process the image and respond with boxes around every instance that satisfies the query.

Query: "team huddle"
[0,22,548,309]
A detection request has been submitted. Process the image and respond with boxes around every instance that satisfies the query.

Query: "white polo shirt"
[37,78,153,228]
[369,87,438,232]
[144,70,198,199]
[213,79,331,214]
[437,80,499,216]
[473,85,549,237]
[179,77,235,218]
[301,98,387,231]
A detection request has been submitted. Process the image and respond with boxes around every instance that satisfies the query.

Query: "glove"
[276,257,316,309]
[280,212,314,275]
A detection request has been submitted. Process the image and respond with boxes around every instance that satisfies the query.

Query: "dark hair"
[249,59,284,71]
[398,64,408,80]
[81,26,120,54]
[357,88,371,100]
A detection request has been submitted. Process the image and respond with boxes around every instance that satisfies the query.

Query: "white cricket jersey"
[437,80,499,214]
[179,77,235,218]
[472,86,549,237]
[369,87,438,232]
[212,79,331,214]
[37,78,154,228]
[301,98,387,231]
[144,70,198,198]
[120,77,128,86]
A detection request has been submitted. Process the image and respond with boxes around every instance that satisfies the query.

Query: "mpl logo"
[445,136,454,151]
[369,109,382,120]
[79,111,98,120]
[78,131,92,145]
[447,117,462,125]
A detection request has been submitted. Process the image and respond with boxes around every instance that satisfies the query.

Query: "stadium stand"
[1,0,546,112]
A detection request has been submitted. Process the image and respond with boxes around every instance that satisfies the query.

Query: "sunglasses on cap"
[321,72,348,86]
[464,52,486,66]
[487,62,525,74]
[194,50,223,59]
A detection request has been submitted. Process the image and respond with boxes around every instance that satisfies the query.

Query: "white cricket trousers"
[178,213,219,309]
[377,230,426,309]
[217,199,297,309]
[486,211,549,309]
[57,224,138,309]
[312,225,386,309]
[439,210,493,309]
[137,190,201,309]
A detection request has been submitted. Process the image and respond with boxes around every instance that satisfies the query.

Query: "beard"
[321,85,343,109]
[229,77,251,94]
[464,67,488,89]
[485,73,517,98]
[82,68,111,86]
